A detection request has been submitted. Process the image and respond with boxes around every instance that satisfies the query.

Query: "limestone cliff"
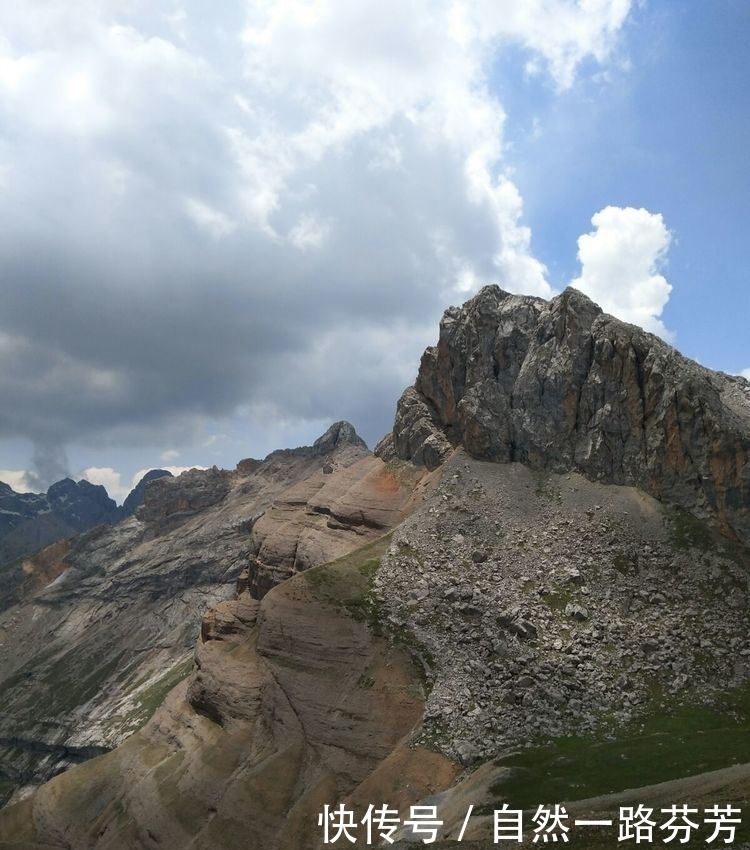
[377,285,750,543]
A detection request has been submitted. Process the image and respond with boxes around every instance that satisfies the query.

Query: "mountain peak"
[312,420,368,456]
[377,284,750,543]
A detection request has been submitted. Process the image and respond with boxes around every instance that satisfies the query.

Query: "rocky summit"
[377,286,750,544]
[0,289,749,850]
[0,469,177,605]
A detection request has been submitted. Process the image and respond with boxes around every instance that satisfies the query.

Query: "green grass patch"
[131,656,194,722]
[0,645,124,716]
[38,649,125,714]
[490,682,750,810]
[667,506,717,552]
[304,534,434,686]
[304,534,392,632]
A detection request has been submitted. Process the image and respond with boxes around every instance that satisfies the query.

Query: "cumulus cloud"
[570,206,674,339]
[0,470,33,493]
[81,466,127,502]
[741,369,750,381]
[0,2,635,471]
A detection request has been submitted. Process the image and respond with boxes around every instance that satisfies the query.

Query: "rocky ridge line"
[376,285,750,544]
[0,421,428,806]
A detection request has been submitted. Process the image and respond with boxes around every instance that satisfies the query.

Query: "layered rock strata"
[0,423,426,804]
[0,540,456,850]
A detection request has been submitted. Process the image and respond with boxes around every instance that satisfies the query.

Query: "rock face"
[0,423,428,807]
[312,419,369,456]
[246,455,429,597]
[4,452,749,849]
[120,469,173,516]
[0,472,175,614]
[377,285,750,543]
[0,548,455,850]
[0,471,176,582]
[44,478,119,530]
[1,292,750,849]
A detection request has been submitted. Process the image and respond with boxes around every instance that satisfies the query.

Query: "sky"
[0,1,747,502]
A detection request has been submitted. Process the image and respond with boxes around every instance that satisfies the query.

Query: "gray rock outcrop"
[121,469,173,516]
[377,285,750,543]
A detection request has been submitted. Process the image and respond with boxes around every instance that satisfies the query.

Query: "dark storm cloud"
[0,3,630,473]
[22,443,71,492]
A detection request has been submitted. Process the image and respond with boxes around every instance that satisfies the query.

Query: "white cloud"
[741,369,750,381]
[473,0,633,90]
[0,469,33,493]
[228,0,633,295]
[0,20,207,138]
[0,2,637,481]
[570,206,673,339]
[184,197,237,239]
[160,449,180,463]
[288,214,330,250]
[81,466,127,503]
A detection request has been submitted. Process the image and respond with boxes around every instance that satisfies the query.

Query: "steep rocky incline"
[377,285,750,544]
[0,540,456,850]
[2,452,748,849]
[0,423,427,806]
[377,452,750,766]
[1,290,749,849]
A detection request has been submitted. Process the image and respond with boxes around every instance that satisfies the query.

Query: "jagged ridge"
[377,285,750,543]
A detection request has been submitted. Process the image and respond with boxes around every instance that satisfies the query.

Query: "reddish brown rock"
[247,456,433,597]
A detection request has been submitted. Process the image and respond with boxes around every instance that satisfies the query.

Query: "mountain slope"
[0,423,427,807]
[0,471,173,609]
[0,479,118,575]
[0,288,748,848]
[3,452,748,849]
[0,538,456,850]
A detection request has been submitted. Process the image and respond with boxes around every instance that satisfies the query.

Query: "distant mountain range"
[0,470,173,572]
